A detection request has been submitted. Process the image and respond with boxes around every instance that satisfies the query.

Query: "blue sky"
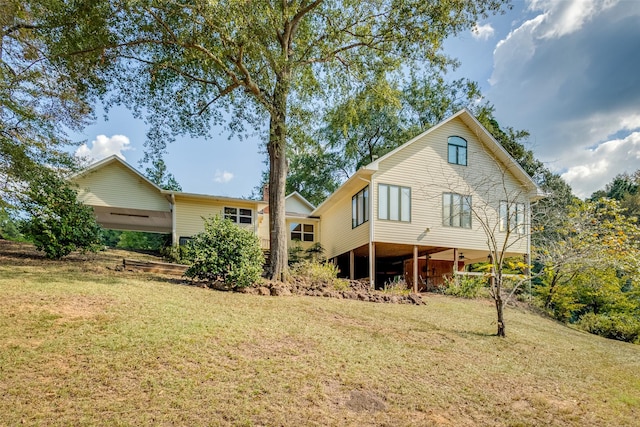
[73,0,640,199]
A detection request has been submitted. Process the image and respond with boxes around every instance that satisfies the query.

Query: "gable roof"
[367,108,542,198]
[286,191,315,210]
[312,109,544,216]
[71,155,164,192]
[74,155,263,207]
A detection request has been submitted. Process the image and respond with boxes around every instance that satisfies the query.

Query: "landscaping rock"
[408,293,425,305]
[257,286,271,296]
[245,276,427,306]
[270,285,292,296]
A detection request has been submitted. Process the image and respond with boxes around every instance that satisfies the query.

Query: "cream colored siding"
[286,196,313,215]
[174,197,257,238]
[320,187,370,260]
[373,117,529,254]
[75,162,169,212]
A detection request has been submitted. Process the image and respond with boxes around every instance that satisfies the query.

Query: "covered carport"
[71,155,174,239]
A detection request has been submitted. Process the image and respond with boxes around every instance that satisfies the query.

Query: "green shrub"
[444,274,487,299]
[161,244,192,265]
[577,312,640,344]
[288,241,305,265]
[184,216,263,288]
[19,173,102,259]
[290,260,344,287]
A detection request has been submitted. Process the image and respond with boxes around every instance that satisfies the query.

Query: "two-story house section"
[312,108,543,289]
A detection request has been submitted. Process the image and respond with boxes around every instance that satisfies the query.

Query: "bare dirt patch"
[345,390,388,413]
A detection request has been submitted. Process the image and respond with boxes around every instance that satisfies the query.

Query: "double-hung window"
[291,223,314,242]
[352,186,369,228]
[448,136,467,166]
[499,201,526,234]
[224,207,252,224]
[443,193,472,228]
[378,184,411,222]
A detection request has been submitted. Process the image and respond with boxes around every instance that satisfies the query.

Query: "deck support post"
[349,250,355,280]
[369,242,376,289]
[453,248,459,275]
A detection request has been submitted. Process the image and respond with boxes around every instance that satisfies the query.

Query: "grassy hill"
[1,240,638,426]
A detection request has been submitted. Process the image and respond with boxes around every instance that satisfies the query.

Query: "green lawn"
[1,241,639,426]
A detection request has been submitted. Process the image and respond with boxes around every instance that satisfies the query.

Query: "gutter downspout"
[526,199,532,300]
[364,177,374,289]
[171,193,177,246]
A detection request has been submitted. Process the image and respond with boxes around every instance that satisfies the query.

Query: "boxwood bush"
[185,216,263,288]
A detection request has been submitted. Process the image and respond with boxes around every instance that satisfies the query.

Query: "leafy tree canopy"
[19,171,102,259]
[144,158,182,191]
[0,0,109,208]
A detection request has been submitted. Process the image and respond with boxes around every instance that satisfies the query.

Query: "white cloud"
[527,0,616,39]
[490,0,618,85]
[485,0,640,197]
[213,170,234,183]
[75,134,131,163]
[471,23,495,40]
[561,131,640,198]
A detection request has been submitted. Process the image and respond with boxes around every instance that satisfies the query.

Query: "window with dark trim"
[448,136,468,166]
[352,186,369,228]
[224,207,252,224]
[178,236,193,246]
[291,223,314,242]
[443,193,472,228]
[378,184,411,222]
[499,201,526,234]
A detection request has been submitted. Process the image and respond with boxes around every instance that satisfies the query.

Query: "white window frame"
[378,184,411,222]
[443,193,472,228]
[291,223,314,242]
[224,207,252,224]
[499,201,526,234]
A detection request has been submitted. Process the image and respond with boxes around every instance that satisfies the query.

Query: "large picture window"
[291,223,314,242]
[378,184,411,222]
[352,186,369,228]
[443,193,472,228]
[499,201,526,234]
[224,207,252,224]
[448,136,467,166]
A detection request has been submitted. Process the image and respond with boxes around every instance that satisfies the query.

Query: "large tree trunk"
[267,74,289,281]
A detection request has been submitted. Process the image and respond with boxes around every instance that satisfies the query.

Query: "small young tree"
[185,216,263,288]
[431,142,543,337]
[19,173,102,259]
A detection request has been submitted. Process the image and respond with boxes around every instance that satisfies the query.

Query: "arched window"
[448,136,467,166]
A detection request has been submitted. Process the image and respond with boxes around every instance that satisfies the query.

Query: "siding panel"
[175,197,257,238]
[321,187,370,259]
[373,118,529,254]
[75,162,170,212]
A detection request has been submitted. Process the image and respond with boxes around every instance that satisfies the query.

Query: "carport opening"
[101,229,171,253]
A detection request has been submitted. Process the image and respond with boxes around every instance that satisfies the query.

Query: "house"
[71,156,317,251]
[72,109,542,289]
